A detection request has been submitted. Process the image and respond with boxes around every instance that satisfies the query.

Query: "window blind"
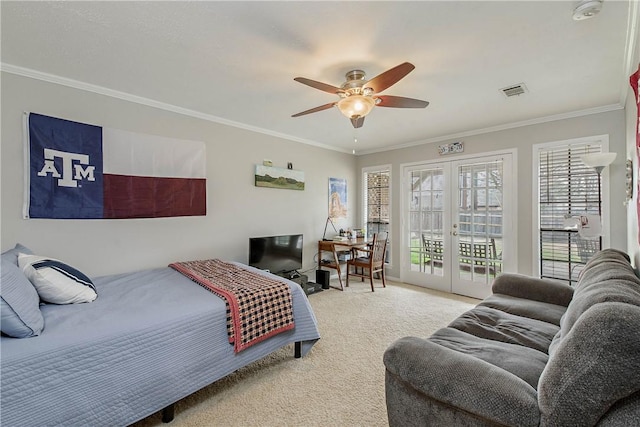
[364,168,391,263]
[365,170,390,237]
[538,143,602,284]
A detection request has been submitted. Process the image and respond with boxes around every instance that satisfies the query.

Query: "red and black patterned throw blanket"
[169,259,295,353]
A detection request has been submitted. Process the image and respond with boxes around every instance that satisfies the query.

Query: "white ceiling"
[1,1,638,154]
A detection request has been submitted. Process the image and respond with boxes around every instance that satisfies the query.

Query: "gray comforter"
[1,263,320,426]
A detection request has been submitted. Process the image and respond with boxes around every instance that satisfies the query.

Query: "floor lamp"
[580,152,616,248]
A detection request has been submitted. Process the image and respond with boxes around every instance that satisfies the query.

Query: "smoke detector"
[572,0,603,21]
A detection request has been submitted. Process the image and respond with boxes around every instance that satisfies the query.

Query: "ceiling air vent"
[501,83,528,98]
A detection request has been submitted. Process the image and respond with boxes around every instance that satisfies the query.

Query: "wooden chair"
[346,232,388,292]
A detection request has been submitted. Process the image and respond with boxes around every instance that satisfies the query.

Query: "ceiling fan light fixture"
[292,62,428,128]
[337,95,375,118]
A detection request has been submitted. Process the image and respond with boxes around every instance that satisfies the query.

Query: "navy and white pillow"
[18,254,97,304]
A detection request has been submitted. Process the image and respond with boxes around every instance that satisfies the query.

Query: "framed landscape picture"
[255,165,304,190]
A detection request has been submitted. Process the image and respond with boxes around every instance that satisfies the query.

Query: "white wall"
[1,72,357,277]
[2,71,632,280]
[357,110,627,278]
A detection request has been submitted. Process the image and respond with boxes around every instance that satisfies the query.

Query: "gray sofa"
[384,249,640,426]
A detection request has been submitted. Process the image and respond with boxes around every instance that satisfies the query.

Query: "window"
[535,138,607,284]
[363,166,391,263]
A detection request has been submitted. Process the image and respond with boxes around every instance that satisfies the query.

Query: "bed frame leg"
[162,403,175,423]
[295,341,301,358]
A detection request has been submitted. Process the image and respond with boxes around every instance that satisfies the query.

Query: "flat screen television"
[249,234,303,276]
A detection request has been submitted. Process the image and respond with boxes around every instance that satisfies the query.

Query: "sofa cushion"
[479,294,567,325]
[491,273,573,307]
[1,257,44,337]
[574,248,631,294]
[429,327,548,389]
[538,302,640,426]
[384,338,541,427]
[448,306,559,354]
[595,391,640,426]
[552,249,640,353]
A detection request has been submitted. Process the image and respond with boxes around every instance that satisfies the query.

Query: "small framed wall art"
[438,141,464,155]
[329,177,347,218]
[255,165,305,190]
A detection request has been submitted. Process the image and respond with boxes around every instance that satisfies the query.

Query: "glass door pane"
[403,163,451,292]
[452,159,505,299]
[408,168,445,275]
[401,153,512,299]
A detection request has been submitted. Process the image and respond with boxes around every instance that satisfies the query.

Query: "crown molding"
[356,103,624,156]
[0,63,625,157]
[0,63,351,154]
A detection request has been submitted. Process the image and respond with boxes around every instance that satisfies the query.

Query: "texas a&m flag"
[24,113,206,219]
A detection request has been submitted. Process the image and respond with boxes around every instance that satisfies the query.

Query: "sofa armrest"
[383,336,540,427]
[492,273,573,306]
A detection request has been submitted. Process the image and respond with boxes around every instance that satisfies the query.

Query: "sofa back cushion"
[549,249,640,356]
[538,302,640,426]
[574,248,633,294]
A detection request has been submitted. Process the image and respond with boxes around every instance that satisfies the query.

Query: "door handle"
[452,231,458,236]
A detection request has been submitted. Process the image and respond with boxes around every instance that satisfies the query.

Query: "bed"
[0,245,320,426]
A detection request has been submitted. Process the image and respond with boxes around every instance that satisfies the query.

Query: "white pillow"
[18,253,97,304]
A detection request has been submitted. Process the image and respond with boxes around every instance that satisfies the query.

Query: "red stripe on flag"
[103,174,206,219]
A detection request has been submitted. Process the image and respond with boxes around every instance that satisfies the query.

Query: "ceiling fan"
[291,62,429,128]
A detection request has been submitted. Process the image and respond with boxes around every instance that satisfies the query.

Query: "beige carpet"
[132,279,478,427]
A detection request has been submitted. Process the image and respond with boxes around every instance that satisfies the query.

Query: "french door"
[401,153,514,299]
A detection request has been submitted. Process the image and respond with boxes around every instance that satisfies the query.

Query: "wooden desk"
[318,238,370,290]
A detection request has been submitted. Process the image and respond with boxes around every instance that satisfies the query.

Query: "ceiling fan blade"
[365,62,415,93]
[351,116,365,128]
[293,77,342,94]
[376,95,429,108]
[291,102,337,117]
